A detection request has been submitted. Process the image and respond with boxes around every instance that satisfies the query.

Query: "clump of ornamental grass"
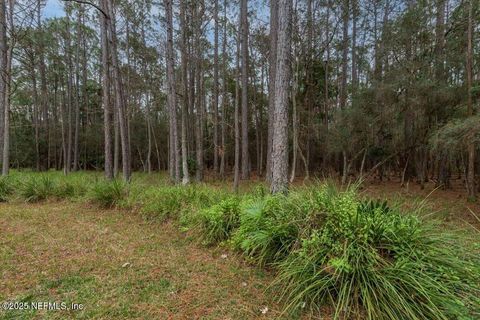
[89,179,128,208]
[20,175,57,202]
[140,184,227,222]
[199,196,241,244]
[54,175,90,200]
[230,183,342,266]
[0,175,15,202]
[273,186,480,320]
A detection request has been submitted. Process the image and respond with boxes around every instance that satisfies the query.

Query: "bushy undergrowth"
[1,172,478,319]
[89,179,128,208]
[0,176,15,201]
[20,175,57,202]
[200,196,241,244]
[139,184,227,222]
[184,182,480,319]
[273,189,480,320]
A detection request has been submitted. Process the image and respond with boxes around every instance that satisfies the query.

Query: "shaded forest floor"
[0,202,286,319]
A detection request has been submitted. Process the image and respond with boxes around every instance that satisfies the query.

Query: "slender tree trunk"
[65,9,73,173]
[163,0,180,183]
[105,0,130,181]
[213,0,219,174]
[271,0,292,194]
[180,0,190,184]
[351,0,358,93]
[37,0,49,170]
[340,0,349,110]
[0,0,7,175]
[72,11,82,171]
[233,26,240,192]
[240,0,249,179]
[219,0,227,179]
[100,0,113,180]
[466,0,475,200]
[266,0,277,182]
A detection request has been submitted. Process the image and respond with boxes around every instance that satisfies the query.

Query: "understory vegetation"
[1,171,479,319]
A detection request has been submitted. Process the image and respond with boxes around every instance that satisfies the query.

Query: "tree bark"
[266,0,277,182]
[240,0,249,179]
[180,0,190,184]
[100,0,113,180]
[466,0,475,200]
[164,0,180,183]
[0,0,7,175]
[213,0,219,174]
[219,0,227,179]
[271,0,292,194]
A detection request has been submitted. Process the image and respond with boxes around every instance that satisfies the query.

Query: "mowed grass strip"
[0,202,282,320]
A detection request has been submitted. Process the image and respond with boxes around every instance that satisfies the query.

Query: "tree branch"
[60,0,109,19]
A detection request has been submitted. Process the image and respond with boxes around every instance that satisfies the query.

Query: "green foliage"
[200,196,241,244]
[140,185,227,222]
[89,180,128,208]
[20,175,57,202]
[0,176,15,202]
[275,191,480,320]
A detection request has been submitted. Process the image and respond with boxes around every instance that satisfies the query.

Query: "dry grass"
[0,201,286,320]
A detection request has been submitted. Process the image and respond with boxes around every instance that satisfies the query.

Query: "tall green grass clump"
[89,179,128,208]
[232,195,300,265]
[20,175,57,202]
[231,184,341,266]
[0,176,15,202]
[274,186,480,319]
[140,184,227,222]
[199,196,241,244]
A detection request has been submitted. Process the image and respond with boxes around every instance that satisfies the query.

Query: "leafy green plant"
[275,191,480,320]
[89,179,127,208]
[200,196,241,244]
[20,175,57,202]
[232,195,302,266]
[0,176,14,202]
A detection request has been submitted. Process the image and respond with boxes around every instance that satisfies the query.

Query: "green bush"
[274,190,480,319]
[0,176,14,202]
[232,194,302,266]
[200,196,241,244]
[89,179,127,208]
[20,175,57,202]
[140,185,227,222]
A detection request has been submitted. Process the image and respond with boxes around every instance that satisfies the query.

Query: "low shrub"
[232,194,302,266]
[275,191,480,319]
[200,196,241,244]
[140,185,227,222]
[89,179,127,208]
[0,176,14,202]
[20,175,56,202]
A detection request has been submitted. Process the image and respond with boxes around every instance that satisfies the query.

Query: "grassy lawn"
[0,201,283,320]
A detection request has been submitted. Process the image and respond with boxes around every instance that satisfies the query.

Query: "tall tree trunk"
[66,9,73,174]
[233,26,240,192]
[100,0,113,180]
[163,0,180,183]
[271,0,292,194]
[340,0,349,110]
[266,0,277,182]
[351,0,358,93]
[219,0,227,179]
[105,0,130,181]
[466,0,475,200]
[37,0,49,170]
[0,0,7,175]
[213,0,219,174]
[240,0,249,179]
[180,0,190,184]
